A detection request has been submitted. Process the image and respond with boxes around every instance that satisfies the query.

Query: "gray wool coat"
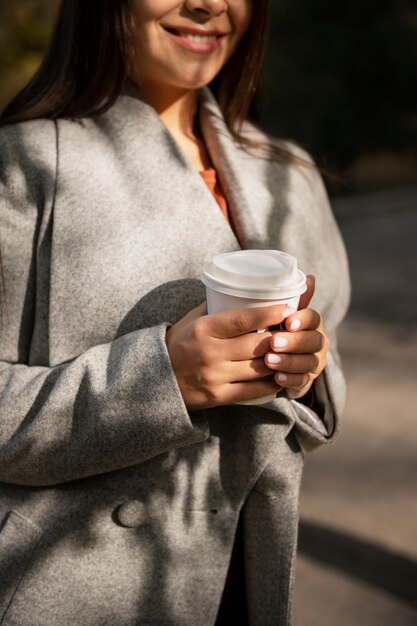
[0,85,350,626]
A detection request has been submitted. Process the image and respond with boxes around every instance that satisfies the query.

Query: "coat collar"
[50,86,250,362]
[200,88,286,249]
[118,82,283,250]
[49,85,296,363]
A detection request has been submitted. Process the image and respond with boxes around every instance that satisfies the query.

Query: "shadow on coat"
[117,278,206,334]
[0,123,56,363]
[0,125,308,623]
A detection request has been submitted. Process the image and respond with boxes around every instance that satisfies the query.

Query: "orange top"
[199,168,239,242]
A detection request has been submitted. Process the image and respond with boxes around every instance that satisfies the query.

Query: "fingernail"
[290,319,301,331]
[267,354,282,364]
[282,307,297,319]
[277,373,288,382]
[273,336,288,349]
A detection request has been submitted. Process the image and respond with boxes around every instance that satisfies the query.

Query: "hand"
[165,303,297,410]
[264,275,329,400]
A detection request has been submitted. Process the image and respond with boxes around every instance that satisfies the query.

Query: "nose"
[184,0,228,17]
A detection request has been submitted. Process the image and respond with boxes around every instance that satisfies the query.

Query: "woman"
[0,1,350,625]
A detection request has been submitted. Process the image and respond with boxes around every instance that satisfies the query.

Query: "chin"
[168,64,224,91]
[172,73,221,92]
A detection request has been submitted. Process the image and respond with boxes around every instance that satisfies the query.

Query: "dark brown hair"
[0,0,268,138]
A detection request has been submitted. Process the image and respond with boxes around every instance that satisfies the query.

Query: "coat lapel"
[49,85,301,364]
[49,88,242,364]
[200,87,347,330]
[199,87,289,251]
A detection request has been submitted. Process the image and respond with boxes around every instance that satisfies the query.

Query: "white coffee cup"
[201,249,307,405]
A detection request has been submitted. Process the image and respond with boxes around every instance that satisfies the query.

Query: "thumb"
[167,301,207,335]
[180,300,207,322]
[298,274,315,310]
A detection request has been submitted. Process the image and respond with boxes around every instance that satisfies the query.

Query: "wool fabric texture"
[0,86,350,625]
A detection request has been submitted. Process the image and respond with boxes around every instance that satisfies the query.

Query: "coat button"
[115,500,147,528]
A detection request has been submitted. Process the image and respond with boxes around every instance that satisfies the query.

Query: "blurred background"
[1,1,416,624]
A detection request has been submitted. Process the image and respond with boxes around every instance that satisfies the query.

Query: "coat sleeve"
[282,151,351,451]
[289,329,347,449]
[0,123,209,487]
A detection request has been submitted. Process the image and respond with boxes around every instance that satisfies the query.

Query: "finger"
[225,356,276,382]
[206,304,295,339]
[270,330,324,354]
[265,352,320,374]
[284,307,321,332]
[286,383,313,400]
[223,331,276,361]
[273,372,309,389]
[298,274,315,310]
[222,377,282,404]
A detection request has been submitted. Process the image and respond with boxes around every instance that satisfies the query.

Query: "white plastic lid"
[201,250,307,299]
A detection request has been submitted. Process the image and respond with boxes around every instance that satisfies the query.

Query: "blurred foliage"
[0,0,416,190]
[0,0,56,104]
[262,0,417,176]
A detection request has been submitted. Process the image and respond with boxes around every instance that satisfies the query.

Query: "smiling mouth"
[162,26,225,44]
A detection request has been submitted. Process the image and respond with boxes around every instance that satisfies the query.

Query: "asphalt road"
[295,187,417,625]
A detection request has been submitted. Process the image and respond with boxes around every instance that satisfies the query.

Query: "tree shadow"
[116,278,205,335]
[298,520,417,608]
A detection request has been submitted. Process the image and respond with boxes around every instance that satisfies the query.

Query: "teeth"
[180,33,217,43]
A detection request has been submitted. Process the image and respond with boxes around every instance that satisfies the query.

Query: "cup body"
[206,288,301,316]
[201,250,307,406]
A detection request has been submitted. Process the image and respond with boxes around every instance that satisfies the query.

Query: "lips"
[172,31,218,43]
[161,24,227,53]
